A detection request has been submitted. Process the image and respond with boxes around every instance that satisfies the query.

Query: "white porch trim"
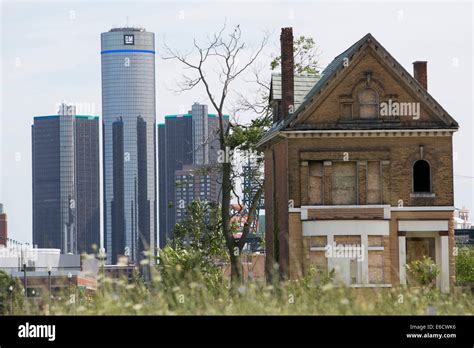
[398,220,449,232]
[398,236,407,286]
[302,220,390,236]
[440,236,450,293]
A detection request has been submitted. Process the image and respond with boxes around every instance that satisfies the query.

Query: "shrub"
[406,256,440,286]
[456,246,474,284]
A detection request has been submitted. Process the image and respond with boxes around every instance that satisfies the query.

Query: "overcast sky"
[1,0,472,244]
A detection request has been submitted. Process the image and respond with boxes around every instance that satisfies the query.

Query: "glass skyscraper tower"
[32,104,100,254]
[158,103,228,248]
[101,27,157,264]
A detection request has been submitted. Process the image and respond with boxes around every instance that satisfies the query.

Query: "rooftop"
[270,73,320,109]
[110,27,145,32]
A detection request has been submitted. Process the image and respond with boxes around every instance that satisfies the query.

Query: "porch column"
[398,231,407,286]
[439,231,450,293]
[361,234,369,284]
[326,234,334,273]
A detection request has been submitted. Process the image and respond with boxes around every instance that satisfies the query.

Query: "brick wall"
[306,207,385,220]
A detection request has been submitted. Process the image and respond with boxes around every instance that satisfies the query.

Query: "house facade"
[259,28,458,292]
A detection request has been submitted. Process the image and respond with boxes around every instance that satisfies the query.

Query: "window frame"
[412,159,432,193]
[358,88,379,119]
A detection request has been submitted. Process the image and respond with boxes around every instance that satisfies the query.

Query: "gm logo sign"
[124,34,134,45]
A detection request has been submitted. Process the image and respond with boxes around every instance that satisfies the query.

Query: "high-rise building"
[158,114,193,248]
[0,203,7,247]
[32,104,100,254]
[101,27,157,264]
[242,158,265,213]
[158,104,228,248]
[174,165,220,224]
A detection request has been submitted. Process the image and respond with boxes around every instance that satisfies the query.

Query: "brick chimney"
[413,61,427,90]
[280,27,294,122]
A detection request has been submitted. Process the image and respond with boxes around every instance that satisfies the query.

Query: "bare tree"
[163,23,268,282]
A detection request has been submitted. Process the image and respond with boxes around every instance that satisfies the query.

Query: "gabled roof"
[259,33,458,146]
[270,73,320,109]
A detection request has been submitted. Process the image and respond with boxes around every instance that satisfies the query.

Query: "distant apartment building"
[242,158,265,212]
[158,103,228,248]
[175,165,220,223]
[32,103,100,254]
[101,27,157,264]
[454,207,474,245]
[0,203,7,247]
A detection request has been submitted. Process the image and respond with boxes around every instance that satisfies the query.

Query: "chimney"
[280,27,294,122]
[413,61,427,90]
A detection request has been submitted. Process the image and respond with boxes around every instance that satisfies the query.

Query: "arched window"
[413,160,431,192]
[358,88,378,119]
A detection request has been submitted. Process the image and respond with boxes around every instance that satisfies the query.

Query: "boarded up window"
[308,161,323,204]
[359,88,378,119]
[310,251,328,273]
[367,161,381,204]
[335,235,361,245]
[340,103,353,120]
[332,162,357,205]
[368,251,384,284]
[368,236,383,247]
[310,236,327,248]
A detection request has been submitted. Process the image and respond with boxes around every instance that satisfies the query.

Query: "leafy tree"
[456,246,474,284]
[0,271,23,315]
[158,201,226,289]
[172,200,226,261]
[270,36,320,75]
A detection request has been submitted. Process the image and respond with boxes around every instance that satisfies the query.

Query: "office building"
[101,27,157,263]
[158,104,228,248]
[32,104,100,254]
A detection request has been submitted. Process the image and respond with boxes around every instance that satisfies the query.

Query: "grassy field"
[10,271,474,316]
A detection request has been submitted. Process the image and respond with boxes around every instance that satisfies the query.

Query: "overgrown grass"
[7,266,474,316]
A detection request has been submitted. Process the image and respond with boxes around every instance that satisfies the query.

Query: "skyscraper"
[158,114,193,248]
[32,104,100,254]
[158,103,228,248]
[101,27,157,264]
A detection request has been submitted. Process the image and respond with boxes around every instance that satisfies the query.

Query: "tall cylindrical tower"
[101,27,156,264]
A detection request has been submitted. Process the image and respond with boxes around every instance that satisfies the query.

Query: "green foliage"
[456,246,474,284]
[172,201,226,260]
[157,247,223,290]
[406,256,440,286]
[228,116,272,154]
[271,35,320,75]
[0,271,23,315]
[158,201,226,289]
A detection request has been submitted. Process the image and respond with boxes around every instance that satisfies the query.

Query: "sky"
[0,0,473,244]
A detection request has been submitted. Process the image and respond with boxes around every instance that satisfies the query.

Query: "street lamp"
[68,272,72,297]
[68,272,75,313]
[8,285,13,315]
[22,263,27,298]
[47,266,52,311]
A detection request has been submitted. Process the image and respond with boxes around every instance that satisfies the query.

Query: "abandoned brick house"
[259,28,458,292]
